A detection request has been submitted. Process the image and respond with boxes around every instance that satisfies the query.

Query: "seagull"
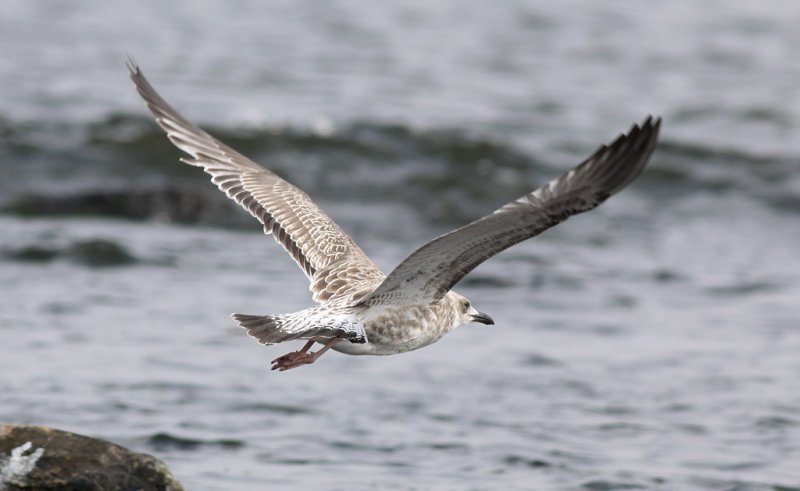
[127,60,661,371]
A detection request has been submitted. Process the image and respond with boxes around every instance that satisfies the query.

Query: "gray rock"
[0,424,183,491]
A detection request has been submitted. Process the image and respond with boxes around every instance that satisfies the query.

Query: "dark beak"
[471,312,495,325]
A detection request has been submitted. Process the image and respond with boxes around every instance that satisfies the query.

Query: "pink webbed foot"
[270,338,339,372]
[271,351,317,371]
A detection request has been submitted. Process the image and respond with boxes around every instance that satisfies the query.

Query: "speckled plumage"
[128,59,661,369]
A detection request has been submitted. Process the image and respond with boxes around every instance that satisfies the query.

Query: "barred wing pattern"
[128,61,384,303]
[359,117,661,306]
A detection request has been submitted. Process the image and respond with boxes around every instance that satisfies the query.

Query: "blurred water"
[1,1,799,490]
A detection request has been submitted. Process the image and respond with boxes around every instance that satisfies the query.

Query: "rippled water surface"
[1,1,799,490]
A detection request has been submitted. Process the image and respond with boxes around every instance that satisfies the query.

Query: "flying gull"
[127,60,661,371]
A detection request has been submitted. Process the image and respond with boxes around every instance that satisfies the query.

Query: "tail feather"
[231,310,368,346]
[232,313,290,345]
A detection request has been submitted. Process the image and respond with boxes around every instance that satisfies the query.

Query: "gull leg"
[271,338,339,371]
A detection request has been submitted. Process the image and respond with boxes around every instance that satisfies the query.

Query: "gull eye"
[463,300,470,311]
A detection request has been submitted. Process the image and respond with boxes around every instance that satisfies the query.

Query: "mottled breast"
[332,302,458,356]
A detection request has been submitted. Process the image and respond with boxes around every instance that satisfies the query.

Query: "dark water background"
[1,1,799,489]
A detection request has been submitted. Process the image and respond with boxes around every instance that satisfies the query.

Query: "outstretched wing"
[358,116,661,306]
[127,60,384,303]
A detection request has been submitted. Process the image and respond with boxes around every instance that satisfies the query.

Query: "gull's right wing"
[128,60,384,303]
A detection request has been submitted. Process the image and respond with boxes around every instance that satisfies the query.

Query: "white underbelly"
[328,324,447,356]
[330,340,383,356]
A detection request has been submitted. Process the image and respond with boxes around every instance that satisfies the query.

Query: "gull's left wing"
[358,117,661,307]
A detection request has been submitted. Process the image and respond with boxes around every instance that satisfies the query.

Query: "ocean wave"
[1,113,797,225]
[145,432,245,451]
[2,238,140,268]
[2,184,247,227]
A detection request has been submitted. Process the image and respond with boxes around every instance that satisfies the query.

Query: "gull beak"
[471,312,495,325]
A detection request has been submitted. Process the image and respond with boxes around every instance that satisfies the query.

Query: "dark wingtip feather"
[125,55,138,75]
[594,114,661,196]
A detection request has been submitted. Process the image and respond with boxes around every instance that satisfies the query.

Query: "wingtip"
[625,115,661,148]
[125,54,139,75]
[630,114,654,133]
[642,114,662,132]
[643,115,662,146]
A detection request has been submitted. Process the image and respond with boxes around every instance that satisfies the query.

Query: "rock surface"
[0,425,183,491]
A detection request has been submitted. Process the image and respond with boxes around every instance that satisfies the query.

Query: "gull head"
[449,292,494,326]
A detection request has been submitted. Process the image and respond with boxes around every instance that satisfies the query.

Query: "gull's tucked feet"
[271,351,316,371]
[270,339,339,371]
